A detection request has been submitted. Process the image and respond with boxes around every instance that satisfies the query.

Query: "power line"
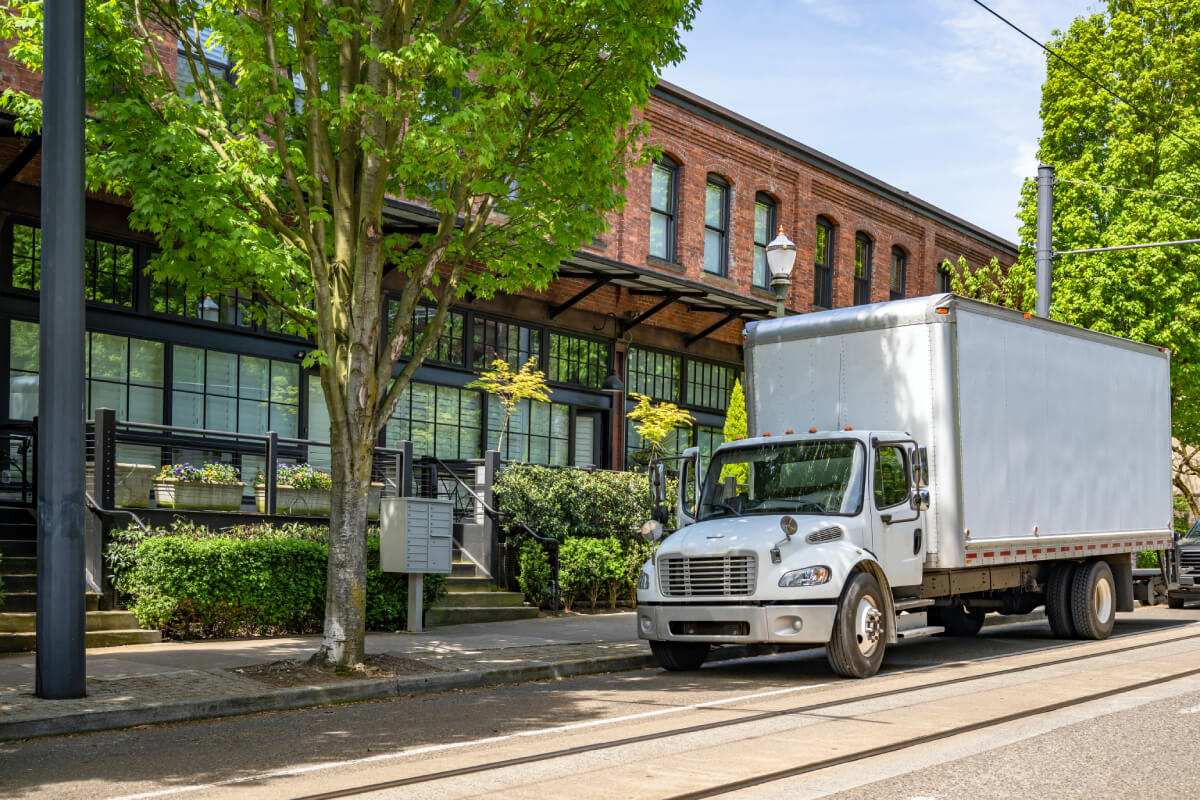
[971,0,1200,161]
[1054,178,1200,204]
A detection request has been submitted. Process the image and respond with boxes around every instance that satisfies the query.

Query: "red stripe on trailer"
[1032,548,1042,554]
[1100,544,1108,549]
[1047,547,1056,553]
[1088,545,1097,550]
[966,553,978,560]
[983,552,995,557]
[1075,546,1084,551]
[1016,549,1027,555]
[999,550,1011,556]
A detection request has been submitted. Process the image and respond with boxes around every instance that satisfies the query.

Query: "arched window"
[814,216,834,308]
[649,157,678,262]
[704,174,729,275]
[854,232,872,306]
[752,193,776,288]
[890,246,907,300]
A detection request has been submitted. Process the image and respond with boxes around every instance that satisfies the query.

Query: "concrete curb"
[0,613,1046,741]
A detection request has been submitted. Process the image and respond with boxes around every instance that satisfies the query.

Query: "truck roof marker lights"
[844,426,853,431]
[936,307,950,314]
[785,429,794,434]
[809,427,817,433]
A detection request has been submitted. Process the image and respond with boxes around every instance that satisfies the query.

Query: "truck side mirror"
[649,462,667,506]
[640,519,664,542]
[912,487,930,511]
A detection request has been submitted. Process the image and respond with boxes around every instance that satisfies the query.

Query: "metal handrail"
[431,455,559,611]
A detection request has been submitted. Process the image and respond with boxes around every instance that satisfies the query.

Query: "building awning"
[556,252,772,345]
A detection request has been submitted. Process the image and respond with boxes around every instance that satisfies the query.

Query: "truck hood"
[661,515,848,557]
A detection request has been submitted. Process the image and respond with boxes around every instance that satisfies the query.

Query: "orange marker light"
[763,432,771,437]
[808,427,817,433]
[935,307,950,315]
[785,429,794,435]
[1024,312,1032,319]
[844,426,853,431]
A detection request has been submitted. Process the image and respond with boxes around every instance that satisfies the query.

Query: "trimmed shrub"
[559,537,609,611]
[517,539,553,607]
[107,521,445,638]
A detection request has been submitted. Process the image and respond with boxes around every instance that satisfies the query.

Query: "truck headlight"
[778,565,832,587]
[638,570,651,590]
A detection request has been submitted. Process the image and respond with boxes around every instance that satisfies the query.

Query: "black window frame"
[813,216,834,308]
[649,157,678,262]
[854,233,872,306]
[937,259,954,293]
[752,192,776,289]
[890,246,907,300]
[703,174,730,276]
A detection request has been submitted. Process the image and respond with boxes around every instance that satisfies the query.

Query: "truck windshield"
[698,440,866,520]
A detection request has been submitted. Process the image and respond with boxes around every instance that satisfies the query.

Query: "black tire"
[929,604,986,637]
[826,572,887,679]
[1071,560,1116,640]
[1046,561,1077,638]
[1168,595,1186,609]
[649,640,710,671]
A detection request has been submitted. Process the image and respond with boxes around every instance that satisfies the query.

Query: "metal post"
[1035,163,1054,318]
[396,441,422,632]
[94,408,116,509]
[264,431,278,515]
[396,440,413,498]
[37,0,86,699]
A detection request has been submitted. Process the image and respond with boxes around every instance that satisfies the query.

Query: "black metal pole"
[36,0,87,699]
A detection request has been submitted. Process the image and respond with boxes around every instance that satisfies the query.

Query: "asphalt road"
[2,609,1199,800]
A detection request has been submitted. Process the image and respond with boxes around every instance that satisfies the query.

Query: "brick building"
[0,54,1016,478]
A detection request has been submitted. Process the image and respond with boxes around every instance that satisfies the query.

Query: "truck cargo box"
[743,294,1173,570]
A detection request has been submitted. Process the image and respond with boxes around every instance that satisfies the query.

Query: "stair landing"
[428,558,538,627]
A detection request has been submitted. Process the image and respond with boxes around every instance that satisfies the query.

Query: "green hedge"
[516,535,655,611]
[107,520,445,638]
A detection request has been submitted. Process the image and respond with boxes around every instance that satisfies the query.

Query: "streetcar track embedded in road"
[290,625,1200,800]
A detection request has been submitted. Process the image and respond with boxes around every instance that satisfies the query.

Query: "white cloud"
[1011,140,1039,181]
[793,0,861,26]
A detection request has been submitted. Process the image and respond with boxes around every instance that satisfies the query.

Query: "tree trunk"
[311,422,374,668]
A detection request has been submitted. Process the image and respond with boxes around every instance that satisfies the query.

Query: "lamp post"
[765,226,798,318]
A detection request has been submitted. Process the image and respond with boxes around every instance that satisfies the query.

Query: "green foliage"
[1017,1,1200,459]
[721,378,748,485]
[558,537,610,611]
[467,357,550,452]
[1137,550,1160,569]
[516,539,553,607]
[154,463,240,484]
[106,522,445,637]
[943,256,1036,313]
[626,393,694,462]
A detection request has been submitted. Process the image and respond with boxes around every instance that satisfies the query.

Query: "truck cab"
[636,430,929,678]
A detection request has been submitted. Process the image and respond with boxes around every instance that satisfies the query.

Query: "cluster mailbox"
[379,496,453,575]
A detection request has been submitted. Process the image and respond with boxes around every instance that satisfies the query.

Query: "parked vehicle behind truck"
[636,294,1176,677]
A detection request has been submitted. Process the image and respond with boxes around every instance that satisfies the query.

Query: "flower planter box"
[153,480,245,511]
[86,463,156,508]
[255,485,332,516]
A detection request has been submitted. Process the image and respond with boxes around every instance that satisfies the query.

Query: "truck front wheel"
[1071,560,1116,639]
[826,572,887,679]
[649,640,710,671]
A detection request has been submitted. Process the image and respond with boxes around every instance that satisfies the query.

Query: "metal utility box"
[380,496,453,574]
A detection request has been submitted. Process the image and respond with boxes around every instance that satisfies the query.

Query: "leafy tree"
[942,256,1035,313]
[467,356,550,453]
[0,0,697,665]
[626,392,693,463]
[1015,0,1200,517]
[721,378,748,485]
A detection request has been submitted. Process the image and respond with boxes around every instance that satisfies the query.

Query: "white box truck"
[636,294,1175,678]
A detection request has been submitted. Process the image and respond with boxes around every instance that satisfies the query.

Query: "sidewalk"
[0,612,663,741]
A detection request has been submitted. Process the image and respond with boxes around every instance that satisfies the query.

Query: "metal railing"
[0,420,36,506]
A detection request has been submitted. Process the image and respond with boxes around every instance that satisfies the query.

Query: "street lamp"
[765,225,798,318]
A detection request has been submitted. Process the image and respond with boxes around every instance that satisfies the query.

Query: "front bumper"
[636,603,837,645]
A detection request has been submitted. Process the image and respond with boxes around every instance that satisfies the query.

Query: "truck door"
[870,443,925,588]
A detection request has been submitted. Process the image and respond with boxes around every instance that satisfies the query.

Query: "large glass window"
[854,233,872,306]
[472,316,541,371]
[625,419,690,470]
[752,194,776,289]
[627,347,680,402]
[8,321,165,424]
[388,301,466,366]
[488,397,569,465]
[938,259,954,293]
[387,381,482,460]
[547,333,609,389]
[10,223,136,308]
[177,25,234,97]
[874,446,910,509]
[704,175,729,275]
[685,361,734,412]
[649,158,678,262]
[890,246,907,300]
[696,424,724,463]
[814,217,834,308]
[171,347,299,437]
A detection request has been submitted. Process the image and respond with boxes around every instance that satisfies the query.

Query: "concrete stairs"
[0,505,161,651]
[427,557,538,627]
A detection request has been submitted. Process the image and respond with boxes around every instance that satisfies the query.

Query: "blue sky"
[661,0,1101,243]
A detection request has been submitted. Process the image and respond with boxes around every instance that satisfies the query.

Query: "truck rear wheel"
[1168,595,1187,609]
[1046,561,1077,638]
[649,640,710,671]
[826,572,886,679]
[1071,560,1116,639]
[929,604,986,636]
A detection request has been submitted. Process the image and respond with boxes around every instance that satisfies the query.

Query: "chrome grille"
[806,526,844,544]
[658,554,757,597]
[1180,548,1200,569]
